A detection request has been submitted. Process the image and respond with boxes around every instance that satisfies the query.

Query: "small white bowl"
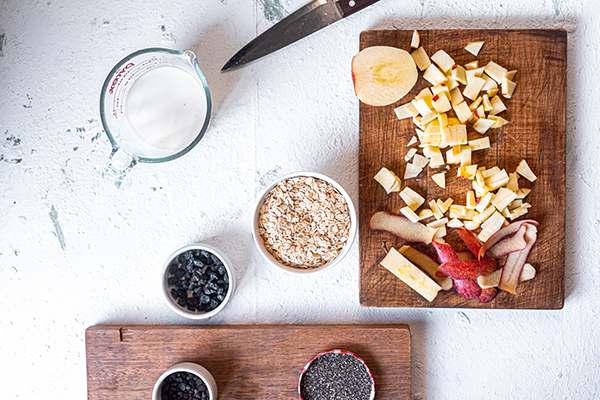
[152,362,218,400]
[161,244,235,319]
[252,172,357,275]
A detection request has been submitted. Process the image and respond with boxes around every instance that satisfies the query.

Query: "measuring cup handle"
[102,148,138,189]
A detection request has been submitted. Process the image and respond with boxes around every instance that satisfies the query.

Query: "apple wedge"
[352,46,418,106]
[454,279,482,300]
[478,219,539,259]
[370,211,437,244]
[431,240,459,263]
[486,224,528,258]
[437,258,499,280]
[478,287,498,303]
[498,224,538,294]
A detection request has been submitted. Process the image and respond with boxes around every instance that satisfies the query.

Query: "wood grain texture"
[86,324,410,399]
[359,30,566,309]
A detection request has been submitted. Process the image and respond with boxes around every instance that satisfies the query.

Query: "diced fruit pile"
[358,33,540,303]
[167,249,230,312]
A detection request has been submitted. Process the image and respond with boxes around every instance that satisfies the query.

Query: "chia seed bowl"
[161,244,235,319]
[298,349,375,400]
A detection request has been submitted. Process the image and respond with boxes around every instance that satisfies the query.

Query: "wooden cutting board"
[86,324,410,399]
[359,30,566,309]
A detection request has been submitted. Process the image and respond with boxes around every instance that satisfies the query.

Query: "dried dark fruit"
[167,249,230,313]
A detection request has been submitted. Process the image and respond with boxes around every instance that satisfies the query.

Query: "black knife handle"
[336,0,380,18]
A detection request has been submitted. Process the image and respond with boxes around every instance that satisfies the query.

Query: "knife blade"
[221,0,380,71]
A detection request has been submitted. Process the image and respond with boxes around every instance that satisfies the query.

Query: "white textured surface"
[0,0,598,399]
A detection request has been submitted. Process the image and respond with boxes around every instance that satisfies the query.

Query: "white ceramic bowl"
[161,244,235,319]
[152,362,218,400]
[252,171,357,275]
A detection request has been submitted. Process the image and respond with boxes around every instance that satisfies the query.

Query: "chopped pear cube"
[516,159,537,182]
[465,41,484,56]
[441,198,454,212]
[411,30,420,48]
[488,115,508,128]
[379,248,441,302]
[515,188,531,199]
[407,135,418,146]
[504,70,518,80]
[413,98,434,117]
[429,200,444,220]
[432,172,446,188]
[395,102,420,119]
[424,63,448,85]
[464,220,480,230]
[446,148,460,164]
[484,169,510,191]
[460,145,472,167]
[466,190,477,209]
[447,218,464,228]
[473,205,496,225]
[411,47,431,71]
[469,96,483,111]
[458,165,477,180]
[482,166,501,178]
[400,186,425,211]
[476,192,494,212]
[464,60,479,70]
[432,92,452,113]
[481,74,498,92]
[509,203,531,220]
[473,118,495,134]
[478,211,506,242]
[374,167,402,194]
[412,153,429,169]
[463,76,486,100]
[451,64,468,85]
[468,137,490,151]
[489,95,506,115]
[431,49,455,73]
[404,162,424,179]
[427,217,448,229]
[419,208,434,220]
[484,61,508,84]
[501,77,517,98]
[449,87,464,107]
[443,124,468,146]
[431,83,450,96]
[400,206,421,223]
[482,94,493,111]
[405,147,418,162]
[492,187,518,211]
[465,66,485,82]
[453,101,473,124]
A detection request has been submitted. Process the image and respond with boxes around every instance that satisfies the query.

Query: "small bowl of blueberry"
[152,362,217,400]
[161,244,235,319]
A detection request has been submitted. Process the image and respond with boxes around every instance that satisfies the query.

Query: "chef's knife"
[221,0,380,71]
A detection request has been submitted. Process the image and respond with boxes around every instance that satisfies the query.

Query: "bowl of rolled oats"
[253,172,356,274]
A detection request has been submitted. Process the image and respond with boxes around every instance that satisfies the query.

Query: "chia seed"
[300,352,373,400]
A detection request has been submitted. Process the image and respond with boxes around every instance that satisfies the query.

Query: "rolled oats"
[258,176,351,269]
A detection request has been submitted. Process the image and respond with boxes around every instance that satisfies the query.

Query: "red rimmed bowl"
[298,349,375,400]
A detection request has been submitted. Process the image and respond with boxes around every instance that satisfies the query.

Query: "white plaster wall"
[0,0,598,398]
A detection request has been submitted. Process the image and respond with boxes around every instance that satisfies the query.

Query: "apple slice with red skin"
[431,240,459,262]
[437,257,499,280]
[487,224,528,258]
[478,219,539,259]
[478,287,498,303]
[454,279,482,299]
[499,224,537,294]
[370,211,437,244]
[455,227,483,258]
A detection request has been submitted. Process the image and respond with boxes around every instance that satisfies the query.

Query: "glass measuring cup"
[100,48,212,189]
